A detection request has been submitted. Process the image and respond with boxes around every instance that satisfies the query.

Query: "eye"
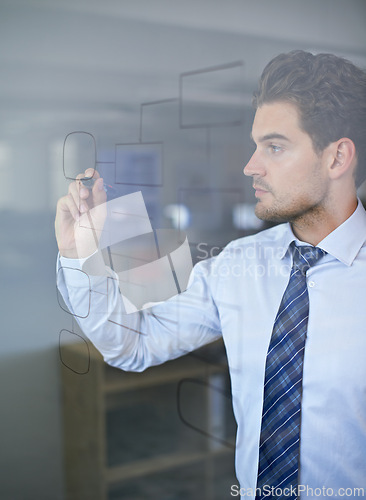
[269,144,282,154]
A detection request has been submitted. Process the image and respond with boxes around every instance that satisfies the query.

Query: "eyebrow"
[250,132,291,143]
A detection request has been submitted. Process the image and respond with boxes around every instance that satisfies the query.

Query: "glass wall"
[0,1,365,499]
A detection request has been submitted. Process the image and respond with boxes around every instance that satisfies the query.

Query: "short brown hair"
[253,50,366,187]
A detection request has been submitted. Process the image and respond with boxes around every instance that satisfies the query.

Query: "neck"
[290,196,358,246]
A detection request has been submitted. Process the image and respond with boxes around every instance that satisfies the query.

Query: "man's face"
[244,101,330,224]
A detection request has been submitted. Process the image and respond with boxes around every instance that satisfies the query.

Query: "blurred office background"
[0,1,365,499]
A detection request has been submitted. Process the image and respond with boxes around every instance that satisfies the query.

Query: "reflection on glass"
[177,377,236,450]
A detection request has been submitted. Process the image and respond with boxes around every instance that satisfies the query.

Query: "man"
[56,51,366,498]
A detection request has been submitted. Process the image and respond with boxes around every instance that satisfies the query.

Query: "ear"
[326,138,357,181]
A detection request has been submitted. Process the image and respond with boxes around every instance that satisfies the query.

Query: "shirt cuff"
[59,252,95,270]
[57,251,103,288]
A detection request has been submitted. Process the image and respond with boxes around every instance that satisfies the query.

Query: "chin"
[255,200,303,224]
[256,198,324,225]
[255,202,288,223]
[257,212,289,223]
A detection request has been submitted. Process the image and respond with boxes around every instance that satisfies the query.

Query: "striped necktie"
[256,243,326,499]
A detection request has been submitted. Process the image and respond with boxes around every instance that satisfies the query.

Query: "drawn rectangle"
[57,266,91,318]
[63,131,96,180]
[115,142,163,187]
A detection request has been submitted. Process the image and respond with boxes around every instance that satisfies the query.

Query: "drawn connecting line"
[177,61,247,246]
[180,61,245,176]
[139,98,179,143]
[179,61,245,129]
[113,99,182,189]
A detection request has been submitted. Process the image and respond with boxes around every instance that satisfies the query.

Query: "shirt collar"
[278,199,366,266]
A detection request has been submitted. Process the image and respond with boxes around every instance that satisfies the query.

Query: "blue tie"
[256,243,326,499]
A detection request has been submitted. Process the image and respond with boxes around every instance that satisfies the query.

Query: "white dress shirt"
[57,200,366,498]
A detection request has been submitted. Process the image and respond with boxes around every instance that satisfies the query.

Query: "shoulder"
[190,223,290,284]
[220,223,289,260]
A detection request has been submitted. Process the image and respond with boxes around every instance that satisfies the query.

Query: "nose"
[243,150,265,178]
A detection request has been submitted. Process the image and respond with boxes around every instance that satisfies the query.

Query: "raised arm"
[56,171,222,372]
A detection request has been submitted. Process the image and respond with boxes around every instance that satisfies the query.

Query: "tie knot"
[291,243,326,275]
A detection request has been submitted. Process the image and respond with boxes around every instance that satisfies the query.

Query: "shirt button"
[308,280,315,288]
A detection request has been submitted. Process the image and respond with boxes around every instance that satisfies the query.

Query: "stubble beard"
[254,193,326,225]
[254,158,328,225]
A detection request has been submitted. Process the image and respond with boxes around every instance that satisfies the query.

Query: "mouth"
[253,185,269,198]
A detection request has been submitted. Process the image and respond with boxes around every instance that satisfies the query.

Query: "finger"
[84,167,100,180]
[68,180,89,213]
[77,169,101,199]
[77,168,101,189]
[76,168,99,181]
[75,172,92,198]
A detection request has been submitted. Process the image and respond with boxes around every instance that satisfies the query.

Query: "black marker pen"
[80,177,117,196]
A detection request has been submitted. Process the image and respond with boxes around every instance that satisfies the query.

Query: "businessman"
[56,51,366,498]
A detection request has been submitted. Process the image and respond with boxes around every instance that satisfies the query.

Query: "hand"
[55,168,107,259]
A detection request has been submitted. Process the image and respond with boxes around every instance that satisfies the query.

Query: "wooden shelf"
[61,340,235,500]
[106,447,232,485]
[104,355,226,394]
